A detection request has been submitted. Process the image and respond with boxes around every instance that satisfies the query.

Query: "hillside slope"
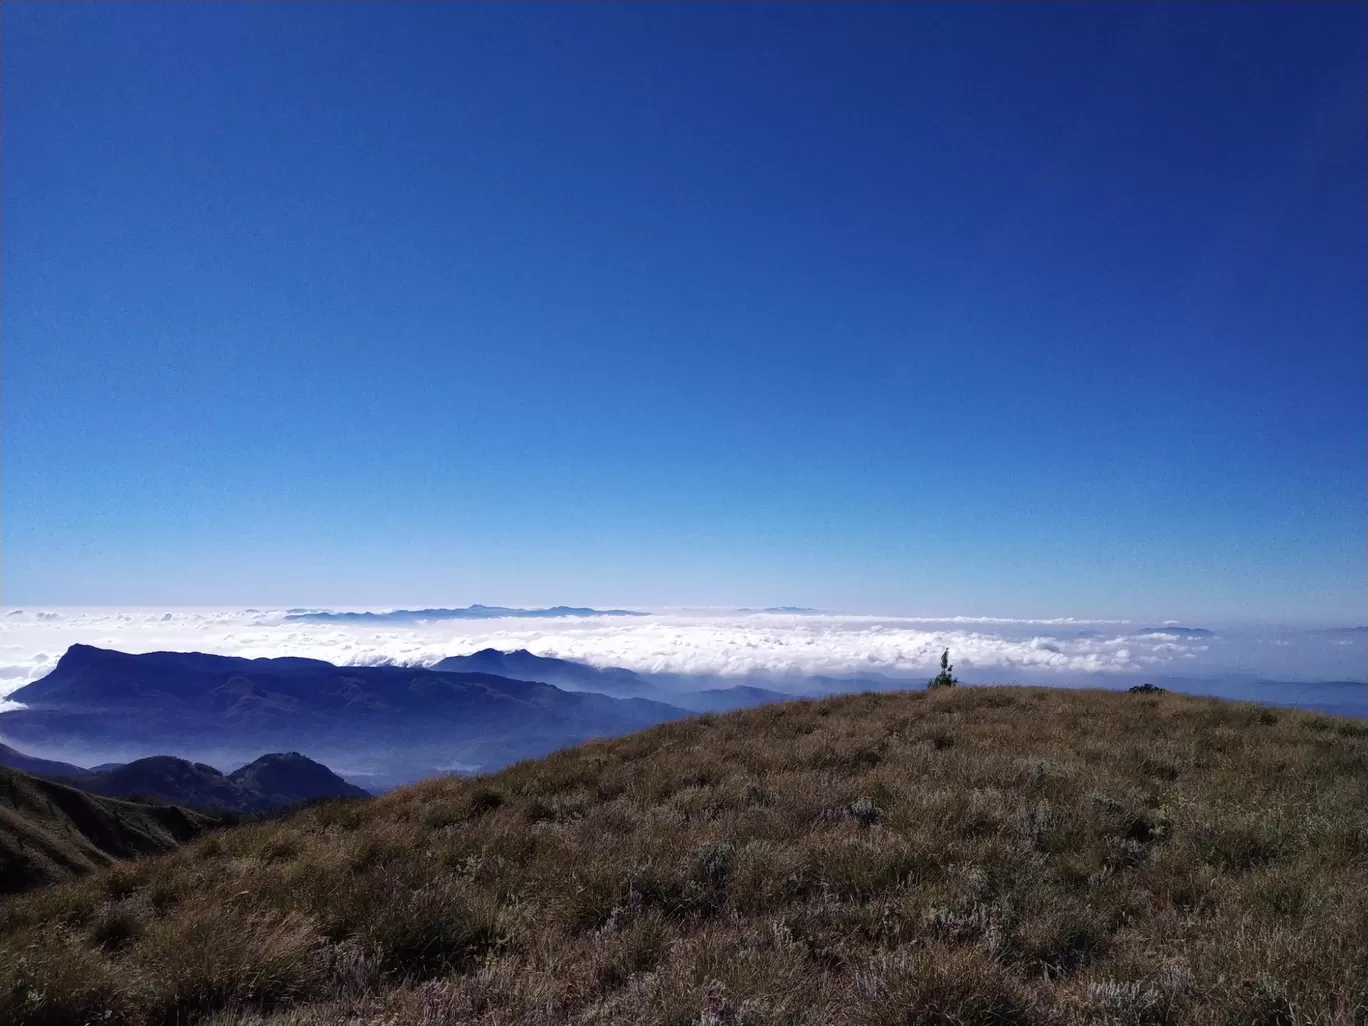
[0,767,218,894]
[1,687,1365,1025]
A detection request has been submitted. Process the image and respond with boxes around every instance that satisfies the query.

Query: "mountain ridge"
[1,743,371,812]
[282,604,646,624]
[3,645,692,784]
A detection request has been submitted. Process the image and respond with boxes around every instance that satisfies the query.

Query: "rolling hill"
[0,766,218,894]
[1,686,1363,1025]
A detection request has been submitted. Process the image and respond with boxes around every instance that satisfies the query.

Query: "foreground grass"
[2,686,1365,1026]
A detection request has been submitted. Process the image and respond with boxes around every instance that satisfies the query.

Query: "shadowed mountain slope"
[227,752,371,806]
[0,767,218,894]
[2,686,1363,1025]
[0,742,89,779]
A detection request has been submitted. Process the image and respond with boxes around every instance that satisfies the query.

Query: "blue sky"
[3,3,1364,622]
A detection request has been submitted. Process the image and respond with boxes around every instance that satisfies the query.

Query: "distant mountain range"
[1134,627,1214,637]
[432,648,654,697]
[1,645,691,784]
[668,685,795,712]
[434,650,803,711]
[1,765,217,893]
[0,744,369,812]
[70,753,367,812]
[0,742,89,779]
[283,604,646,624]
[4,642,1362,794]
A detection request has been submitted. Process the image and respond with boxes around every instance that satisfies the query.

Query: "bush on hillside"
[927,648,959,689]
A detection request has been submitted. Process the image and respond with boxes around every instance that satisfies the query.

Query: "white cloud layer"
[1,607,1363,699]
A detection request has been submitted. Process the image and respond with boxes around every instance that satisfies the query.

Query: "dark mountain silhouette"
[283,604,645,624]
[432,648,652,696]
[0,765,218,893]
[66,752,369,812]
[2,645,689,782]
[228,752,371,807]
[0,742,89,779]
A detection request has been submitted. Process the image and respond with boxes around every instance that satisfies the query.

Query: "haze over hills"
[1,645,695,785]
[1133,626,1215,638]
[3,632,1365,793]
[432,648,655,697]
[0,745,370,812]
[0,742,88,779]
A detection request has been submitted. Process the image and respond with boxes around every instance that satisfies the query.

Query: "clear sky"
[3,2,1364,622]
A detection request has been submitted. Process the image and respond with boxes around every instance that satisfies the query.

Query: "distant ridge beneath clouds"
[283,604,646,624]
[1134,627,1214,638]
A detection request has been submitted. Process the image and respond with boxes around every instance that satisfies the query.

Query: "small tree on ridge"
[928,648,958,690]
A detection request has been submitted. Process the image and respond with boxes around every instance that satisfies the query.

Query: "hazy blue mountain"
[283,605,645,624]
[2,645,688,782]
[0,743,89,779]
[1135,627,1214,637]
[1151,676,1366,719]
[433,649,652,696]
[668,685,794,712]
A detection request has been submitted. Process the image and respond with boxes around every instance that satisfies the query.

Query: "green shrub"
[928,648,959,690]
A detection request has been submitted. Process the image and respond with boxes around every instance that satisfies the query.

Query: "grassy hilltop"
[2,686,1365,1025]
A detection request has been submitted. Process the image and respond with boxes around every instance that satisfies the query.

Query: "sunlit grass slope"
[2,686,1365,1025]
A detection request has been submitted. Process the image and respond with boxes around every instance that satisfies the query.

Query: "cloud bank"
[1,607,1363,700]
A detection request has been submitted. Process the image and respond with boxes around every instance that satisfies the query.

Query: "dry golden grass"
[2,686,1365,1026]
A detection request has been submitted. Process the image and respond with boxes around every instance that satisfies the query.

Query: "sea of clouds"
[2,607,1363,713]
